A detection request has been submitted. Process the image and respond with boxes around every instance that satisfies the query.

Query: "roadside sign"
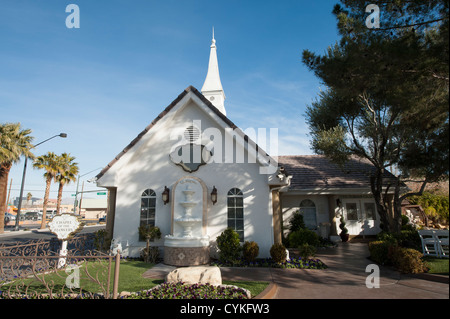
[48,213,83,240]
[48,214,83,268]
[97,192,107,195]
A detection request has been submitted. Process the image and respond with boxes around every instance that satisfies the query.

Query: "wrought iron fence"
[0,235,120,299]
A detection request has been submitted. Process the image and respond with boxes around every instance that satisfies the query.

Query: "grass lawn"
[119,260,269,297]
[424,257,449,275]
[222,280,269,297]
[1,259,269,298]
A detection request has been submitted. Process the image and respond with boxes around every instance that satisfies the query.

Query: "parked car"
[4,212,16,224]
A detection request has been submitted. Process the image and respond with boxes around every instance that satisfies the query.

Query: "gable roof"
[95,86,270,181]
[278,155,399,192]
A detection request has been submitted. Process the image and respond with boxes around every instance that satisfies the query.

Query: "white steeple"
[201,28,226,115]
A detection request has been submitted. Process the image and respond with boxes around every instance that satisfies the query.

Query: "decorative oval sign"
[48,214,82,240]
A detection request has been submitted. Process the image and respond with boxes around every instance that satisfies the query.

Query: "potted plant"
[138,225,162,263]
[339,216,349,242]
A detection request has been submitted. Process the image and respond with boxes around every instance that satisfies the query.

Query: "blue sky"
[1,0,340,200]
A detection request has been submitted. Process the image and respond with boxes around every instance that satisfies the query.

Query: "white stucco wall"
[97,94,275,258]
[281,193,382,239]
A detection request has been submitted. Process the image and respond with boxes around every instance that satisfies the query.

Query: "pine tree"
[302,0,449,233]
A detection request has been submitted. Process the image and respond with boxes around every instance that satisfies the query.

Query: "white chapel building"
[95,34,395,263]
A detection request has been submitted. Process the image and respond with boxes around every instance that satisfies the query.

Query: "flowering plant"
[211,256,327,269]
[126,282,249,299]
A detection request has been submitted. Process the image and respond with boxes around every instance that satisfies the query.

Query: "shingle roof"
[278,155,398,191]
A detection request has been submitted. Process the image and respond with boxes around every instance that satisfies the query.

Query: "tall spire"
[201,28,226,115]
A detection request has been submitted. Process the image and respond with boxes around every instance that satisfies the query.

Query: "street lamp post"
[73,167,102,215]
[14,133,67,231]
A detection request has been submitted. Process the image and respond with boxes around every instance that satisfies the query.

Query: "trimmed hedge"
[389,246,428,274]
[287,228,320,247]
[368,241,391,265]
[369,234,428,274]
[242,241,259,262]
[270,243,287,263]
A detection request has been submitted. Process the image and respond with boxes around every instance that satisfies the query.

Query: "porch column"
[271,190,282,244]
[106,187,117,241]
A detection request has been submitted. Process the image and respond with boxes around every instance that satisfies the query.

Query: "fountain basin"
[164,234,210,248]
[180,201,198,208]
[174,218,201,227]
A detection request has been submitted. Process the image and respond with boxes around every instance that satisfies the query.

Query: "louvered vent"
[184,125,200,143]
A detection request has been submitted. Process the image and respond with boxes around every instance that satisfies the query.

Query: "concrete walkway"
[143,243,449,299]
[269,243,448,299]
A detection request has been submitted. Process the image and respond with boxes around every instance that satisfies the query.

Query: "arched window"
[300,199,317,230]
[139,189,156,241]
[227,188,244,242]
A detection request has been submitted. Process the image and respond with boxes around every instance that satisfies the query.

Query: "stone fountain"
[164,177,210,266]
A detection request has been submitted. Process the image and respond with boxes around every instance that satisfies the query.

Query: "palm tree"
[0,123,34,233]
[33,152,62,229]
[26,192,33,207]
[55,153,79,214]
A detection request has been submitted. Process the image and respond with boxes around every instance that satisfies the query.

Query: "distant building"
[79,198,107,219]
[13,196,41,207]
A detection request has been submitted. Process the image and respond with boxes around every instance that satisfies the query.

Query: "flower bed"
[211,257,327,269]
[125,282,250,299]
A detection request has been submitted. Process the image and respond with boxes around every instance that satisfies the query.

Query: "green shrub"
[376,231,398,244]
[377,230,421,250]
[288,228,320,248]
[410,192,449,223]
[140,246,160,264]
[401,215,416,231]
[424,206,438,221]
[398,230,421,250]
[389,246,428,274]
[93,229,111,252]
[138,225,161,242]
[242,241,259,262]
[138,226,162,263]
[298,243,316,260]
[288,211,306,232]
[369,241,392,265]
[339,216,348,235]
[217,228,242,263]
[270,243,287,263]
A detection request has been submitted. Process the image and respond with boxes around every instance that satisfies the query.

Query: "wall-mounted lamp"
[211,186,218,205]
[162,186,170,205]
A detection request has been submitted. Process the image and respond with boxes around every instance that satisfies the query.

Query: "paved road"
[0,224,105,243]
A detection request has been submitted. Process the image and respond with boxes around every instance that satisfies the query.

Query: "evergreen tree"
[302,0,449,233]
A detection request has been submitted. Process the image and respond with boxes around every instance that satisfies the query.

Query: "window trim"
[227,188,244,242]
[139,189,156,241]
[299,199,318,230]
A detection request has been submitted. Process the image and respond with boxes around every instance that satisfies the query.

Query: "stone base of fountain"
[164,246,210,266]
